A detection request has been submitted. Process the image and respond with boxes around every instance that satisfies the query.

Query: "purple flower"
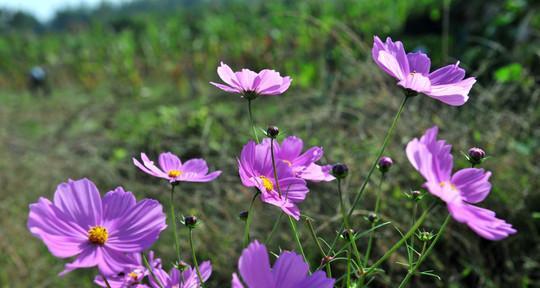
[149,261,212,288]
[273,136,335,182]
[406,127,517,240]
[27,178,167,276]
[372,36,476,106]
[238,140,309,220]
[210,62,292,99]
[133,152,221,183]
[94,251,161,288]
[231,240,335,288]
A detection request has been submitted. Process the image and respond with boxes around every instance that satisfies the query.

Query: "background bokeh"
[0,0,539,287]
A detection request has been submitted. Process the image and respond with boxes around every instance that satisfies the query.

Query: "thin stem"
[362,201,436,279]
[247,99,259,143]
[398,214,452,288]
[189,228,204,287]
[346,250,352,288]
[337,178,364,270]
[143,253,164,288]
[408,201,419,265]
[170,184,181,262]
[265,212,283,244]
[288,215,309,266]
[101,274,112,288]
[363,173,385,266]
[243,191,260,247]
[270,139,282,196]
[327,95,409,256]
[306,217,332,277]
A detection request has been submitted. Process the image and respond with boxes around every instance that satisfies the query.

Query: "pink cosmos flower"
[94,251,161,288]
[133,152,221,183]
[372,36,476,106]
[238,140,309,220]
[232,240,335,288]
[149,261,212,288]
[271,136,335,182]
[210,62,292,99]
[406,126,517,240]
[27,178,167,276]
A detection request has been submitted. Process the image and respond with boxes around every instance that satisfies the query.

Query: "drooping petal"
[135,153,169,179]
[447,202,516,240]
[99,248,140,277]
[27,198,87,258]
[158,152,182,172]
[277,76,292,94]
[451,168,492,203]
[407,52,431,74]
[397,72,431,93]
[181,261,212,288]
[260,192,301,220]
[210,81,241,93]
[297,163,335,182]
[53,178,103,229]
[272,251,309,288]
[185,171,222,182]
[238,241,274,288]
[426,77,476,106]
[296,270,336,288]
[429,62,466,85]
[279,177,309,203]
[106,199,166,252]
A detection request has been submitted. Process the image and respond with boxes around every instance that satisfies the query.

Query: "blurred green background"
[0,0,539,287]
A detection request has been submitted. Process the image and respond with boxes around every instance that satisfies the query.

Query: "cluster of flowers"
[27,36,516,287]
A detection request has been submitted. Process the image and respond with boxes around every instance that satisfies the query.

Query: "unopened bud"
[341,228,355,240]
[183,216,198,228]
[367,212,378,223]
[266,126,279,138]
[238,211,249,221]
[417,231,435,242]
[467,147,486,166]
[332,163,349,179]
[321,255,334,265]
[377,156,393,173]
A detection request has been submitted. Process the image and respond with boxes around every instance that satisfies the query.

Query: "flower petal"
[429,62,466,85]
[60,244,101,276]
[272,251,309,287]
[238,241,274,288]
[278,136,304,161]
[451,168,492,203]
[426,77,476,106]
[372,36,409,81]
[447,202,517,240]
[107,199,166,252]
[210,81,242,93]
[158,152,182,172]
[397,72,431,93]
[53,178,103,229]
[232,273,245,288]
[407,52,431,74]
[102,187,137,230]
[217,61,242,89]
[297,270,336,288]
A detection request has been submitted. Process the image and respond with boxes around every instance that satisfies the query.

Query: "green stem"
[363,173,385,266]
[143,253,164,288]
[327,95,409,256]
[247,99,259,143]
[265,212,283,244]
[346,250,352,288]
[408,201,418,265]
[189,228,204,287]
[305,217,332,277]
[170,184,181,262]
[337,179,364,270]
[288,215,309,266]
[398,214,451,288]
[362,202,436,279]
[243,191,260,247]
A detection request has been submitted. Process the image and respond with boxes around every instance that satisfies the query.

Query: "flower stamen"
[168,169,182,178]
[88,226,108,245]
[259,176,274,192]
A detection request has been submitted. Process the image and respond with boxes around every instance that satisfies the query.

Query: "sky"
[0,0,129,22]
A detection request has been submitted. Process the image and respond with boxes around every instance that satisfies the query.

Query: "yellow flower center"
[168,169,182,178]
[128,271,139,281]
[439,181,457,190]
[282,160,293,167]
[259,176,274,192]
[88,226,108,245]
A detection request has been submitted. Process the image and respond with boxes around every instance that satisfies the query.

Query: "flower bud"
[367,212,378,223]
[266,126,279,138]
[417,231,435,242]
[377,156,393,173]
[341,228,355,240]
[321,255,334,265]
[174,260,190,271]
[184,216,198,228]
[331,163,348,179]
[238,211,249,221]
[467,147,486,165]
